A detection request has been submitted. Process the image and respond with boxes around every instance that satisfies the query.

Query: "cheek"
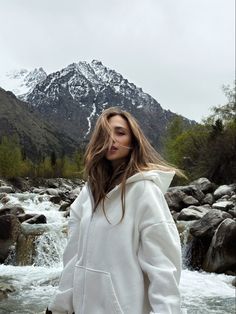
[122,134,131,143]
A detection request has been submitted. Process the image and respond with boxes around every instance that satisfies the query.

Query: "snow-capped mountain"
[1,60,195,154]
[25,60,189,149]
[0,67,47,98]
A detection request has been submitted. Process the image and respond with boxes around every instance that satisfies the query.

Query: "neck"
[111,158,127,170]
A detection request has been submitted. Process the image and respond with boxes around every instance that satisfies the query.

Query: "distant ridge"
[0,60,196,158]
[0,87,77,159]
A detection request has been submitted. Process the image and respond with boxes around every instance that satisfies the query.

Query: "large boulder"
[0,214,21,263]
[212,201,234,211]
[0,204,25,216]
[202,218,236,273]
[24,214,47,224]
[178,185,205,202]
[182,195,199,206]
[186,210,232,270]
[214,185,234,199]
[16,223,51,265]
[190,209,232,238]
[46,188,59,196]
[177,206,210,221]
[201,193,214,205]
[0,186,14,193]
[190,177,214,193]
[164,190,186,211]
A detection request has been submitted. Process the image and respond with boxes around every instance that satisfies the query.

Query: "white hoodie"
[49,170,182,314]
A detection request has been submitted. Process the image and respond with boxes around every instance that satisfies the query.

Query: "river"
[0,192,235,314]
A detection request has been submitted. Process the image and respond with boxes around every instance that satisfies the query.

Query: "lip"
[110,146,118,152]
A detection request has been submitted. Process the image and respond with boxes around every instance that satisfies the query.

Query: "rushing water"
[0,192,235,314]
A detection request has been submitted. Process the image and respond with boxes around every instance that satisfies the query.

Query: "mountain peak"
[0,67,47,97]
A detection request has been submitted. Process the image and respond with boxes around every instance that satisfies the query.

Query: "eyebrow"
[113,126,128,131]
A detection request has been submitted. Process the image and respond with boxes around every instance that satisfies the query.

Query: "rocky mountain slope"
[0,60,195,158]
[25,60,195,149]
[0,87,77,159]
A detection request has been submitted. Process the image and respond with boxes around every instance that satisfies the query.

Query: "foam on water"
[0,192,235,313]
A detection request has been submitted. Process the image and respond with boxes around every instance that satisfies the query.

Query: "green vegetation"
[0,82,235,182]
[164,81,236,184]
[0,136,84,179]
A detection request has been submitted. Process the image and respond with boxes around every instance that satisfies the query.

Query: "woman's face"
[105,115,132,168]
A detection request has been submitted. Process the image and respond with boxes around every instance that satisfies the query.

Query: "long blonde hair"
[84,107,181,221]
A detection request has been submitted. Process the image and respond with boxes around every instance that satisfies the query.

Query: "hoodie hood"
[126,170,175,194]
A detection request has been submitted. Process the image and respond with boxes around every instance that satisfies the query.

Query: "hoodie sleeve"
[137,181,182,314]
[48,185,87,314]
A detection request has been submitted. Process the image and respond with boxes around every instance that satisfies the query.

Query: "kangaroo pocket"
[73,265,123,314]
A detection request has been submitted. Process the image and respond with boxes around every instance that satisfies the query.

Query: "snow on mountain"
[1,60,195,150]
[23,60,177,148]
[0,67,47,98]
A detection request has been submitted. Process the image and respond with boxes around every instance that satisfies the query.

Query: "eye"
[117,131,125,136]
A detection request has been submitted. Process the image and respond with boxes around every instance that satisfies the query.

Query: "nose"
[110,132,117,143]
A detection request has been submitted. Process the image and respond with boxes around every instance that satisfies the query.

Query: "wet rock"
[16,223,51,265]
[0,283,15,300]
[66,188,81,203]
[212,201,234,211]
[70,187,81,196]
[0,290,7,300]
[0,192,7,200]
[24,214,47,224]
[0,215,21,263]
[61,183,72,191]
[177,206,210,221]
[45,179,60,188]
[0,283,15,293]
[176,220,194,245]
[63,209,71,218]
[46,188,59,196]
[17,213,36,223]
[50,195,62,204]
[214,185,234,199]
[7,177,31,192]
[0,186,14,193]
[190,177,214,193]
[220,195,231,201]
[171,210,179,222]
[231,195,236,201]
[203,218,236,273]
[0,179,6,186]
[165,190,186,211]
[201,193,214,205]
[179,185,205,202]
[0,204,25,216]
[16,233,36,265]
[59,201,71,211]
[32,187,45,194]
[182,195,199,206]
[228,208,236,218]
[0,196,10,204]
[190,209,232,238]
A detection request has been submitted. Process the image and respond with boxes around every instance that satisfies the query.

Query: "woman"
[47,107,182,314]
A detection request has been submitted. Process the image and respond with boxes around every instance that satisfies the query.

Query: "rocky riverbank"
[0,177,84,266]
[0,176,235,276]
[165,177,236,276]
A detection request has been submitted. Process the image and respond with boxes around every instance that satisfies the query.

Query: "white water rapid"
[0,192,235,314]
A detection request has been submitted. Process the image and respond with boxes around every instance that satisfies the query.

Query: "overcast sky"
[0,0,235,122]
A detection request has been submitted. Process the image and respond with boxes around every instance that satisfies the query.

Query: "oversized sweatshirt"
[48,170,182,314]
